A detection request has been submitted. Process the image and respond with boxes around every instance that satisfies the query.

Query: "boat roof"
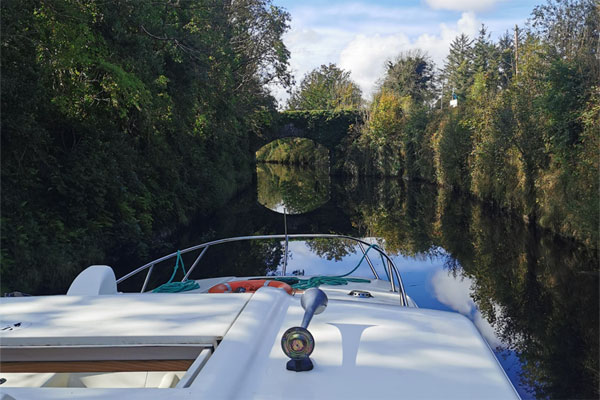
[0,286,518,399]
[0,292,250,347]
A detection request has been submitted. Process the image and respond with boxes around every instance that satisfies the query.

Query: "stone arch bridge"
[251,110,363,170]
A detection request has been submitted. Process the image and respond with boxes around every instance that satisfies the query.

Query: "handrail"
[116,234,408,306]
[182,247,208,282]
[358,242,380,280]
[140,264,154,293]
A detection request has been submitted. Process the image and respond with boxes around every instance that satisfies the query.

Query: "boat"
[0,234,520,399]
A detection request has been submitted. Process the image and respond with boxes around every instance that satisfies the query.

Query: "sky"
[270,0,541,105]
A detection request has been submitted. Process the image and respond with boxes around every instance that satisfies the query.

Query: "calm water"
[18,163,600,399]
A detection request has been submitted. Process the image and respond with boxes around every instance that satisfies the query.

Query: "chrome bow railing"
[116,234,409,306]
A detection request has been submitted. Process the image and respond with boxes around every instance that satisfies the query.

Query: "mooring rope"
[152,250,200,293]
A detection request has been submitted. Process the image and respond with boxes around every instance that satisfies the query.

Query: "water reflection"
[12,169,597,399]
[339,179,598,399]
[430,269,502,349]
[255,175,599,399]
[256,163,330,214]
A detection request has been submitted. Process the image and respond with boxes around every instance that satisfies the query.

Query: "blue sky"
[270,0,542,104]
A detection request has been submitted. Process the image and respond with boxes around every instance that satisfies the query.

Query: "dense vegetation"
[339,0,599,246]
[1,0,292,293]
[257,64,362,165]
[256,110,362,168]
[256,163,330,214]
[256,138,329,166]
[287,63,363,111]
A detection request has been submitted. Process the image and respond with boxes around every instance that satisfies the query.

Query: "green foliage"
[530,0,599,76]
[287,63,363,110]
[256,163,330,214]
[496,31,516,89]
[538,86,600,248]
[442,33,474,101]
[341,0,598,245]
[256,138,329,165]
[366,89,408,144]
[1,0,291,294]
[382,50,435,104]
[341,90,406,177]
[433,108,472,190]
[472,25,497,74]
[468,73,523,209]
[400,105,434,181]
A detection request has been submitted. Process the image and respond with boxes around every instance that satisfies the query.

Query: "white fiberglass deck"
[0,286,518,399]
[0,293,250,346]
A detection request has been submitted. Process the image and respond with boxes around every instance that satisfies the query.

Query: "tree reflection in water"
[14,165,597,399]
[255,168,598,398]
[257,163,330,214]
[339,178,599,399]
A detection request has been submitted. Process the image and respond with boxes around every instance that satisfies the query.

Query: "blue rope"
[152,250,200,293]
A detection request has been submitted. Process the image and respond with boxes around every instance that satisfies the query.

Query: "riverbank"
[0,0,290,295]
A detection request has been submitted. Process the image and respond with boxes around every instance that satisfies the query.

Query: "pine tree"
[473,25,497,74]
[496,31,515,89]
[442,33,474,102]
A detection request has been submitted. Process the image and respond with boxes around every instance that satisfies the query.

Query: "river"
[190,162,596,400]
[18,162,600,399]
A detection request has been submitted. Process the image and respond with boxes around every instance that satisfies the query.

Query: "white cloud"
[337,12,479,99]
[339,33,411,99]
[430,269,474,314]
[425,0,503,12]
[269,1,517,105]
[473,310,503,349]
[430,269,503,349]
[290,3,441,30]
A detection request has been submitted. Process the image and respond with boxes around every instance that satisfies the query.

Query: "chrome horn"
[281,288,328,372]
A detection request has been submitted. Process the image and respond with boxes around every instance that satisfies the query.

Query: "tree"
[529,0,599,77]
[496,31,515,89]
[382,50,435,104]
[0,0,293,294]
[508,39,549,221]
[367,89,407,145]
[442,33,474,102]
[433,109,472,190]
[287,64,363,110]
[472,25,497,75]
[228,0,293,94]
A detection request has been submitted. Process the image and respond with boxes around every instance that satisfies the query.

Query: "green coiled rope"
[275,243,387,290]
[152,250,200,293]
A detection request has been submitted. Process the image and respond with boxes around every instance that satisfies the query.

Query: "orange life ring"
[208,279,293,295]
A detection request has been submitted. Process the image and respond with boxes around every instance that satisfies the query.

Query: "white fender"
[66,265,117,295]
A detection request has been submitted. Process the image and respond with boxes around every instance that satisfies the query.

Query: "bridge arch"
[251,110,363,172]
